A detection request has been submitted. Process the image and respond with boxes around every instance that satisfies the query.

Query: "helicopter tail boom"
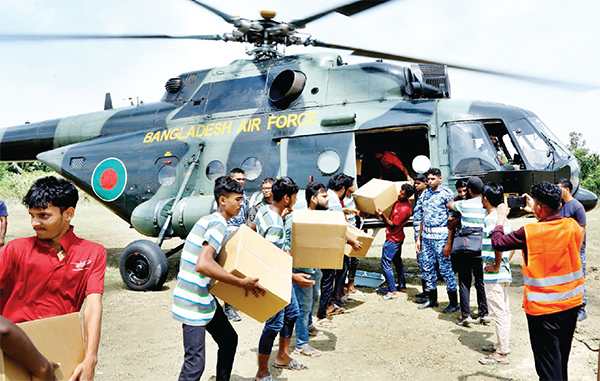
[0,119,60,161]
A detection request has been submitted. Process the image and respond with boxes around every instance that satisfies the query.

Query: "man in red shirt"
[0,176,106,381]
[375,183,415,300]
[376,151,413,182]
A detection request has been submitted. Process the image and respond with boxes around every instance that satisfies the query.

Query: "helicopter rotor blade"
[186,0,237,24]
[0,33,223,41]
[291,0,392,28]
[311,40,597,91]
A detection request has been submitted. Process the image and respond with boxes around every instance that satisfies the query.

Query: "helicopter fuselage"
[0,52,595,239]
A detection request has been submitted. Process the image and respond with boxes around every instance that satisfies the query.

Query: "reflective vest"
[523,218,584,316]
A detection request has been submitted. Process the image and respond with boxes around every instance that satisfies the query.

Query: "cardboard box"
[353,179,398,217]
[382,181,415,216]
[210,224,292,323]
[344,224,374,257]
[291,210,347,269]
[0,313,84,381]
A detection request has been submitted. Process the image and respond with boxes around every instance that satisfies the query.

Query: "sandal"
[308,326,323,336]
[273,358,307,371]
[326,306,345,316]
[478,355,509,365]
[315,318,337,328]
[294,345,323,357]
[482,343,511,354]
[381,293,399,301]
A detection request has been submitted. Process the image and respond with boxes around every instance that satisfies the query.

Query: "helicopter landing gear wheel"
[119,240,168,291]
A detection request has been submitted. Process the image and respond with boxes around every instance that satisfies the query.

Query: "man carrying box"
[375,183,415,300]
[172,176,266,381]
[286,182,329,358]
[0,176,106,381]
[252,177,306,381]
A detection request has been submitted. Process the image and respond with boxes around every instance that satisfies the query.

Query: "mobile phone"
[507,196,526,209]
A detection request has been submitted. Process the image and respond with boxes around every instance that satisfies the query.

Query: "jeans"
[381,240,406,292]
[179,303,237,381]
[452,252,488,318]
[347,256,359,281]
[258,287,299,355]
[293,270,320,348]
[334,255,349,298]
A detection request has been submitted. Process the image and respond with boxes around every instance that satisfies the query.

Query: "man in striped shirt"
[252,176,305,381]
[447,176,489,325]
[172,176,265,381]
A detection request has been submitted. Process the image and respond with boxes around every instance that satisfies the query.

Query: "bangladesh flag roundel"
[92,158,128,202]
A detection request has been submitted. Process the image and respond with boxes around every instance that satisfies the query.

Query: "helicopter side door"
[278,132,356,191]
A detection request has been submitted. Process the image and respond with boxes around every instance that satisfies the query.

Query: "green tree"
[569,131,600,195]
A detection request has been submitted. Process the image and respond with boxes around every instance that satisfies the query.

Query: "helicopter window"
[448,121,501,176]
[241,157,262,181]
[317,149,341,175]
[205,160,226,181]
[158,165,177,187]
[204,76,266,114]
[508,119,553,170]
[528,117,570,159]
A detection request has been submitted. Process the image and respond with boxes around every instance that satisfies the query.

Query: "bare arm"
[69,293,102,381]
[0,216,7,247]
[195,243,266,297]
[416,220,424,253]
[0,316,59,381]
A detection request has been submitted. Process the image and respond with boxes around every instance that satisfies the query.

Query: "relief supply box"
[291,210,347,269]
[0,312,84,381]
[210,224,292,323]
[344,224,374,257]
[353,179,398,217]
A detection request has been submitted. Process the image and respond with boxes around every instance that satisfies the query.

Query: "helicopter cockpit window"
[205,160,226,181]
[529,117,570,159]
[317,149,341,175]
[508,119,553,170]
[242,157,262,181]
[448,121,501,176]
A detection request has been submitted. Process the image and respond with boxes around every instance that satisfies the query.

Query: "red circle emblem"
[100,168,118,190]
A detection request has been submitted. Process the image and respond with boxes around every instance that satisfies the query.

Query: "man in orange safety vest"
[489,181,583,380]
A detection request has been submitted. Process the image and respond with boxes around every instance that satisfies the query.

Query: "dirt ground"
[4,200,599,380]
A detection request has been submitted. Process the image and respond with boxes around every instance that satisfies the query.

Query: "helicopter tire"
[119,240,169,291]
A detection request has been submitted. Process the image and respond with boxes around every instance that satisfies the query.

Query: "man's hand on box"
[69,358,95,381]
[292,273,316,288]
[241,276,267,297]
[349,238,362,251]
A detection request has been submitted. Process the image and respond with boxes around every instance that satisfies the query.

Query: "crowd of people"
[0,167,589,381]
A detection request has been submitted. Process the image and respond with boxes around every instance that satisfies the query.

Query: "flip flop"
[273,358,307,371]
[294,345,323,357]
[381,293,399,301]
[327,306,345,316]
[308,326,323,336]
[478,355,509,365]
[315,319,337,328]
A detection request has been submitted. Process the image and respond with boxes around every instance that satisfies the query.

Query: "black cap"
[467,176,483,194]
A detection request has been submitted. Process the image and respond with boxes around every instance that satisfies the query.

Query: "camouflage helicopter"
[1,0,597,291]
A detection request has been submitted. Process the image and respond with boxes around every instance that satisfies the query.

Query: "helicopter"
[0,0,597,291]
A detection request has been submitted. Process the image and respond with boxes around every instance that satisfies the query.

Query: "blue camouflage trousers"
[421,237,457,292]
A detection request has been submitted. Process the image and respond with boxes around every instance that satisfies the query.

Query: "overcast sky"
[1,0,599,150]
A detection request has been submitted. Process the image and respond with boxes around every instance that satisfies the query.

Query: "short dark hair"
[214,176,243,202]
[273,176,299,202]
[455,179,467,189]
[426,168,442,177]
[230,167,244,176]
[555,178,573,194]
[262,177,274,186]
[305,181,326,205]
[401,183,415,199]
[531,181,562,210]
[414,173,427,183]
[328,173,353,191]
[481,182,504,207]
[23,176,79,211]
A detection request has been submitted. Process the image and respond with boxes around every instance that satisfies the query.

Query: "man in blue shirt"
[0,199,7,247]
[555,178,587,321]
[416,168,458,311]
